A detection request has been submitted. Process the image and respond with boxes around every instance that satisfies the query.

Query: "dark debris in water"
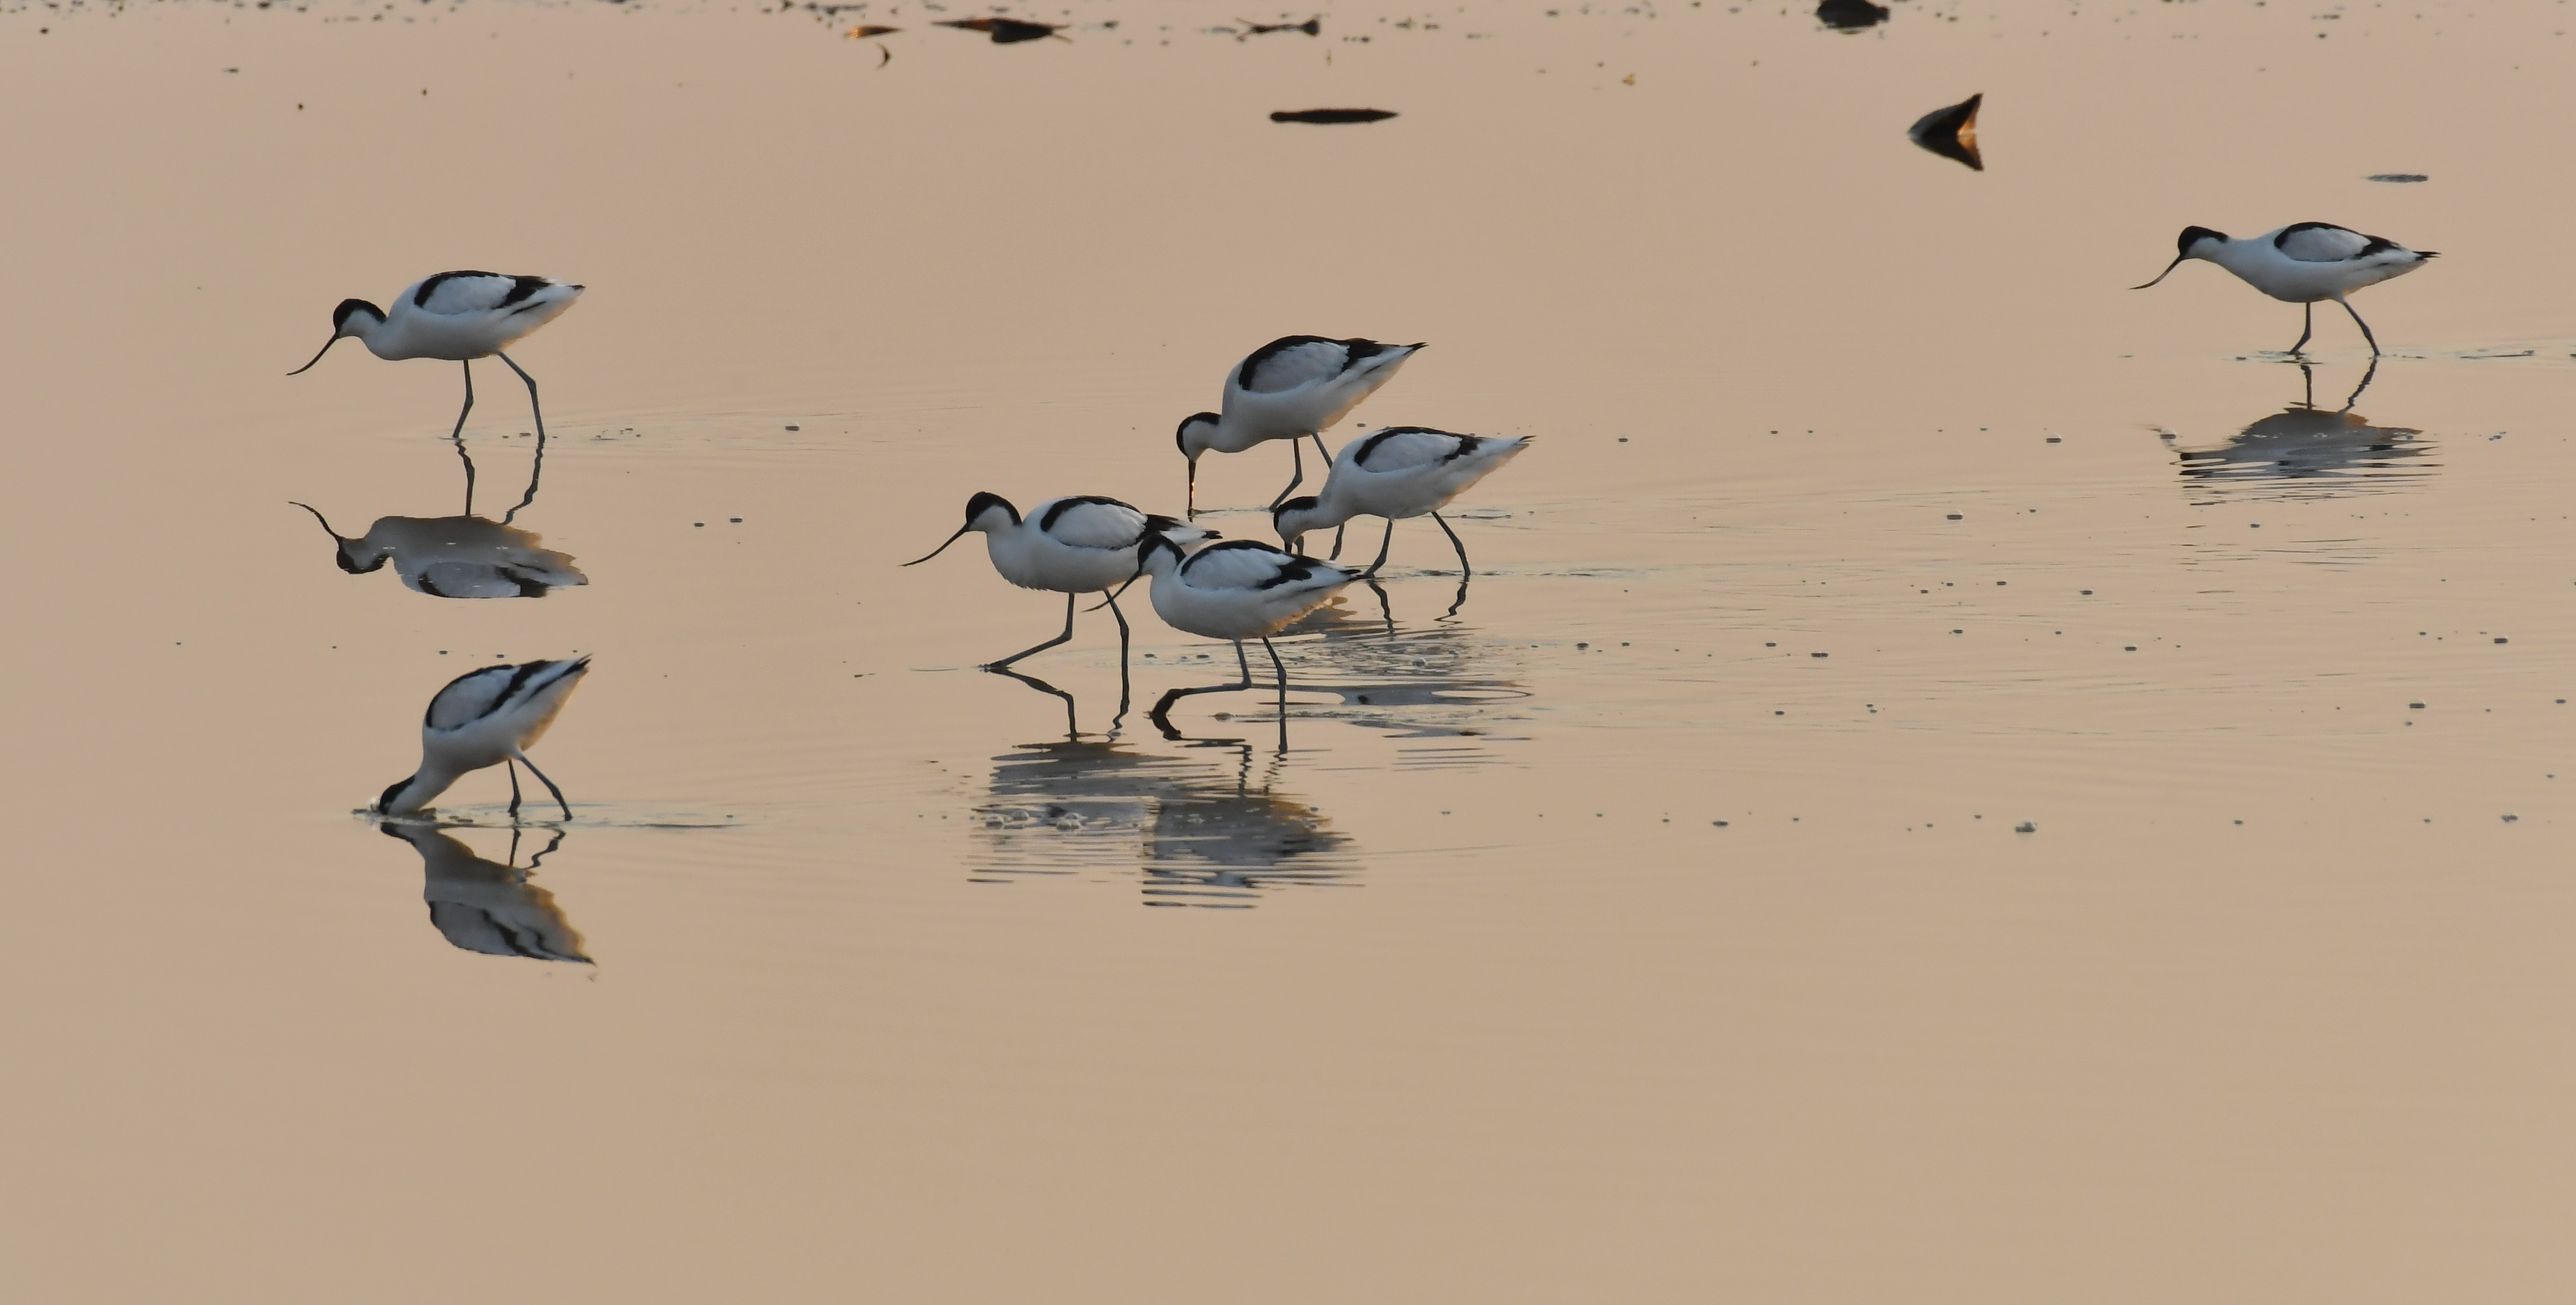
[1272,108,1398,125]
[936,17,1065,43]
[1818,0,1888,31]
[1908,93,1982,171]
[1241,16,1320,36]
[2367,173,2429,183]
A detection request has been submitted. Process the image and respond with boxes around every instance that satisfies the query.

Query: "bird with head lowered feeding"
[1175,335,1424,514]
[290,271,583,443]
[374,657,591,822]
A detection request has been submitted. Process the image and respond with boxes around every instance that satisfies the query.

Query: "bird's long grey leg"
[988,593,1077,668]
[1432,510,1471,578]
[495,351,547,445]
[1270,438,1307,510]
[2336,296,2381,357]
[452,360,477,515]
[1310,433,1346,557]
[1363,518,1396,576]
[506,756,523,820]
[1105,587,1135,727]
[1263,637,1290,753]
[2288,302,2314,355]
[513,750,573,821]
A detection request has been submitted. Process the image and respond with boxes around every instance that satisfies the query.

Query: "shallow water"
[7,1,2576,1299]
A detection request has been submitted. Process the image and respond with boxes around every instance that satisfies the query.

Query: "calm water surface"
[6,1,2576,1299]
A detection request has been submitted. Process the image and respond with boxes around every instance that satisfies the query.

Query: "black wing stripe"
[1037,494,1138,533]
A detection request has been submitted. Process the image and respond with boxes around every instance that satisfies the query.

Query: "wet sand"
[5,1,2576,1299]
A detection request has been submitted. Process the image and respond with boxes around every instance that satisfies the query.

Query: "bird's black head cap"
[332,298,387,332]
[2177,225,2227,255]
[963,491,1019,526]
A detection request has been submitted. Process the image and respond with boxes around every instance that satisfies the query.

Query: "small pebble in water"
[2045,436,2061,443]
[2014,822,2036,833]
[2082,590,2093,595]
[730,517,743,523]
[2409,702,2425,709]
[785,424,800,431]
[1946,514,1963,521]
[2504,814,2519,823]
[1811,652,1827,658]
[1712,820,1728,827]
[2496,637,2509,644]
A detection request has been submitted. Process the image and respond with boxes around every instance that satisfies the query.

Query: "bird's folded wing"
[1353,427,1472,472]
[1238,336,1362,393]
[2274,224,2370,262]
[1038,497,1150,549]
[415,271,553,315]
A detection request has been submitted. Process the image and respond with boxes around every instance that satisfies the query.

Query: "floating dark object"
[1817,0,1888,30]
[1271,108,1398,125]
[936,17,1065,42]
[1908,92,1982,170]
[1242,16,1321,35]
[845,23,898,36]
[2368,173,2429,183]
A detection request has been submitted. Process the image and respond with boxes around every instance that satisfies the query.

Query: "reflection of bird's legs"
[2288,302,2314,355]
[2298,361,2315,410]
[512,749,573,821]
[988,593,1076,669]
[452,360,477,515]
[985,664,1078,739]
[504,411,547,525]
[1440,571,1472,622]
[1362,517,1397,576]
[1432,510,1470,578]
[2335,295,2381,357]
[506,756,523,820]
[2341,355,2380,413]
[1270,438,1307,509]
[1365,577,1396,635]
[525,828,566,870]
[1148,639,1258,738]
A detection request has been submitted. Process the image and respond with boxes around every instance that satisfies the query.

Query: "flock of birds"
[297,220,2431,822]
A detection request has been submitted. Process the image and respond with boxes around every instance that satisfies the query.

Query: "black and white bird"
[382,822,591,963]
[289,271,584,442]
[291,502,586,599]
[2134,224,2436,355]
[1132,534,1359,718]
[1272,427,1529,575]
[1175,336,1424,513]
[904,493,1216,668]
[374,656,591,821]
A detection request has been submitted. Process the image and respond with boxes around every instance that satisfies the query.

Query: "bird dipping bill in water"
[2134,224,2435,355]
[1131,533,1359,722]
[375,656,591,821]
[289,272,584,442]
[1176,336,1424,514]
[904,493,1216,668]
[1273,427,1529,576]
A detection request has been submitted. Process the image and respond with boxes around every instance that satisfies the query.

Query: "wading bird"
[1132,533,1358,728]
[289,271,584,441]
[374,656,591,821]
[1273,427,1529,575]
[1176,336,1423,513]
[2134,224,2434,356]
[905,493,1214,668]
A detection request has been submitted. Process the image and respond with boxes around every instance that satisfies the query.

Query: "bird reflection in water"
[974,734,1352,908]
[2175,360,2433,500]
[379,822,591,962]
[289,426,584,598]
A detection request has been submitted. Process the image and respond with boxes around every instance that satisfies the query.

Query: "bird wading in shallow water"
[1273,427,1530,575]
[1132,534,1359,731]
[1176,336,1424,514]
[2134,224,2434,356]
[289,271,584,443]
[904,493,1216,669]
[375,657,591,821]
